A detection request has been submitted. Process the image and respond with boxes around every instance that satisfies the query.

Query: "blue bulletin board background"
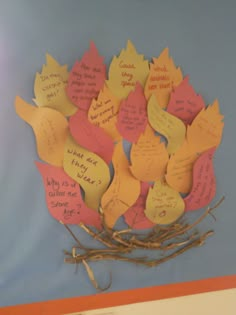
[0,0,236,307]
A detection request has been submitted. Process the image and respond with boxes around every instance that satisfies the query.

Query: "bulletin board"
[0,0,236,313]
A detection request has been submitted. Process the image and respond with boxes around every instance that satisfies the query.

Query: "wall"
[0,0,235,308]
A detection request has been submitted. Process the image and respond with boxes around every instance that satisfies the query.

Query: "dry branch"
[63,197,224,291]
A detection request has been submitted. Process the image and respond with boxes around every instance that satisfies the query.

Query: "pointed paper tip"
[212,99,220,110]
[15,96,31,113]
[150,182,156,191]
[172,75,190,93]
[208,146,216,157]
[206,99,222,117]
[149,93,155,102]
[34,160,41,169]
[41,65,46,72]
[45,52,51,62]
[103,82,111,95]
[129,164,135,173]
[113,140,125,163]
[105,79,110,89]
[149,93,159,108]
[183,75,190,83]
[134,81,143,90]
[89,41,98,54]
[46,53,58,66]
[126,40,136,53]
[15,95,21,105]
[144,126,153,139]
[74,59,80,67]
[34,160,48,173]
[161,47,169,57]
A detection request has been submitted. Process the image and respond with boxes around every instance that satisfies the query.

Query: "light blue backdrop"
[0,0,235,307]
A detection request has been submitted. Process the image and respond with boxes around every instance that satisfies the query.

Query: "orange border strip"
[1,275,236,315]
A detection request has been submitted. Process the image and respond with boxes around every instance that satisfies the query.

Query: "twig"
[79,223,118,249]
[63,197,224,291]
[61,222,86,250]
[162,196,225,242]
[64,231,213,267]
[82,260,112,291]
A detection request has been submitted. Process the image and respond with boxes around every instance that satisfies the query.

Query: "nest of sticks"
[63,197,224,291]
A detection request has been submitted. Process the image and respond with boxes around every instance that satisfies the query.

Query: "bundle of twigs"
[63,196,224,291]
